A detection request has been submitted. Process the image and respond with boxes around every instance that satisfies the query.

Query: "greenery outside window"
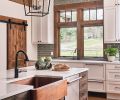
[60,28,77,57]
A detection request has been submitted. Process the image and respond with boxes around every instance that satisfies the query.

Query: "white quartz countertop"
[5,67,88,83]
[0,66,88,99]
[52,59,120,64]
[0,81,33,99]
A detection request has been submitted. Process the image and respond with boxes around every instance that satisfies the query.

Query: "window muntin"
[84,26,103,57]
[60,28,77,56]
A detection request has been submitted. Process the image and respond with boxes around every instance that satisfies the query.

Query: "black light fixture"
[23,0,51,17]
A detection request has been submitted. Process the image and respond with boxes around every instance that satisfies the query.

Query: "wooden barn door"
[7,23,26,69]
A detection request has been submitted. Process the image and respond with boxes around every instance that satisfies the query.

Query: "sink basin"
[14,76,67,100]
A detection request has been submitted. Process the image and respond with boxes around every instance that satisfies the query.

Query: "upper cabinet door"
[104,7,117,43]
[104,0,117,8]
[31,17,41,44]
[31,0,54,44]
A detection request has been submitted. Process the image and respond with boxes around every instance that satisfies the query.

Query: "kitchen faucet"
[15,50,29,78]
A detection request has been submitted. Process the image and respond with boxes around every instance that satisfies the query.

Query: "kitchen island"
[0,66,88,100]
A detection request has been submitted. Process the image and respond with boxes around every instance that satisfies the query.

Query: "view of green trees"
[60,26,103,57]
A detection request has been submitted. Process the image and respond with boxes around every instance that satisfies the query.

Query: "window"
[60,28,77,56]
[84,26,103,57]
[60,10,77,22]
[83,8,103,21]
[54,1,103,59]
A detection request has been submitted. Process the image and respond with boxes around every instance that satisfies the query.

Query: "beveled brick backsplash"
[37,44,54,59]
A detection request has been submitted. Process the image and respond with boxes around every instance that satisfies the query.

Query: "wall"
[0,0,37,60]
[0,0,37,78]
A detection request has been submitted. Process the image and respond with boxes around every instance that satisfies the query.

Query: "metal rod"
[0,20,28,26]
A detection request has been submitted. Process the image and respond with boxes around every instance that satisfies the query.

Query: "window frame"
[54,1,104,59]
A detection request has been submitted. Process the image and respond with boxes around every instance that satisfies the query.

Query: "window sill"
[53,57,106,61]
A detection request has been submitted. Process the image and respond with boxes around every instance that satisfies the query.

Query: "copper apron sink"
[14,76,67,100]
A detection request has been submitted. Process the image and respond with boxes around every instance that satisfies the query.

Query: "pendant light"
[23,0,51,17]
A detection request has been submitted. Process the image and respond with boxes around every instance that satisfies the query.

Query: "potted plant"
[104,47,118,62]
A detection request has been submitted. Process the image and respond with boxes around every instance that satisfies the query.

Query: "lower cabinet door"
[88,80,105,92]
[15,91,30,100]
[65,76,80,100]
[2,96,15,100]
[2,92,30,100]
[107,81,120,94]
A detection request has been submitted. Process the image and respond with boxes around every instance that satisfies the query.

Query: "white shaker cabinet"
[31,17,42,44]
[104,0,116,8]
[104,7,116,43]
[31,0,54,44]
[104,0,120,43]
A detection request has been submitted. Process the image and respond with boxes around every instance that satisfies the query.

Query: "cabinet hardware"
[67,77,82,84]
[85,63,103,66]
[115,87,120,90]
[88,80,103,83]
[115,75,120,78]
[115,66,120,69]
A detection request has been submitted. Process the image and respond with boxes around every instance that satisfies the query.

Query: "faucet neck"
[14,50,29,78]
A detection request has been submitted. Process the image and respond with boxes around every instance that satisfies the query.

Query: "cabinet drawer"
[85,63,105,80]
[107,81,120,93]
[106,70,120,81]
[88,80,106,92]
[66,74,79,82]
[106,64,120,70]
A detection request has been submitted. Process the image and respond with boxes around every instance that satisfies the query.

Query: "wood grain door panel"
[7,24,26,69]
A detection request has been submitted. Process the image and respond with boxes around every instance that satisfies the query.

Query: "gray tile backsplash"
[37,44,54,59]
[54,0,102,5]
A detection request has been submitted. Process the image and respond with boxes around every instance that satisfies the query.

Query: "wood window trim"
[54,1,103,59]
[54,1,103,11]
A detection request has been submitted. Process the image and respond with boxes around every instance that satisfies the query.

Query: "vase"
[107,56,115,62]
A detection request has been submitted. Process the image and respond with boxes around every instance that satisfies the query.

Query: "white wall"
[0,0,37,60]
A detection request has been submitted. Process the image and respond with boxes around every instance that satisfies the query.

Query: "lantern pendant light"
[23,0,51,17]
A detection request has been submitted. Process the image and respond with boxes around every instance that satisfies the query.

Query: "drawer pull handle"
[115,66,120,69]
[115,75,120,78]
[88,80,103,83]
[85,64,103,66]
[115,87,120,90]
[67,77,82,84]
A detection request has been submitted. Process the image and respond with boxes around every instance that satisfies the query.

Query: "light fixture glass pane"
[84,9,89,21]
[90,9,97,20]
[97,9,103,20]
